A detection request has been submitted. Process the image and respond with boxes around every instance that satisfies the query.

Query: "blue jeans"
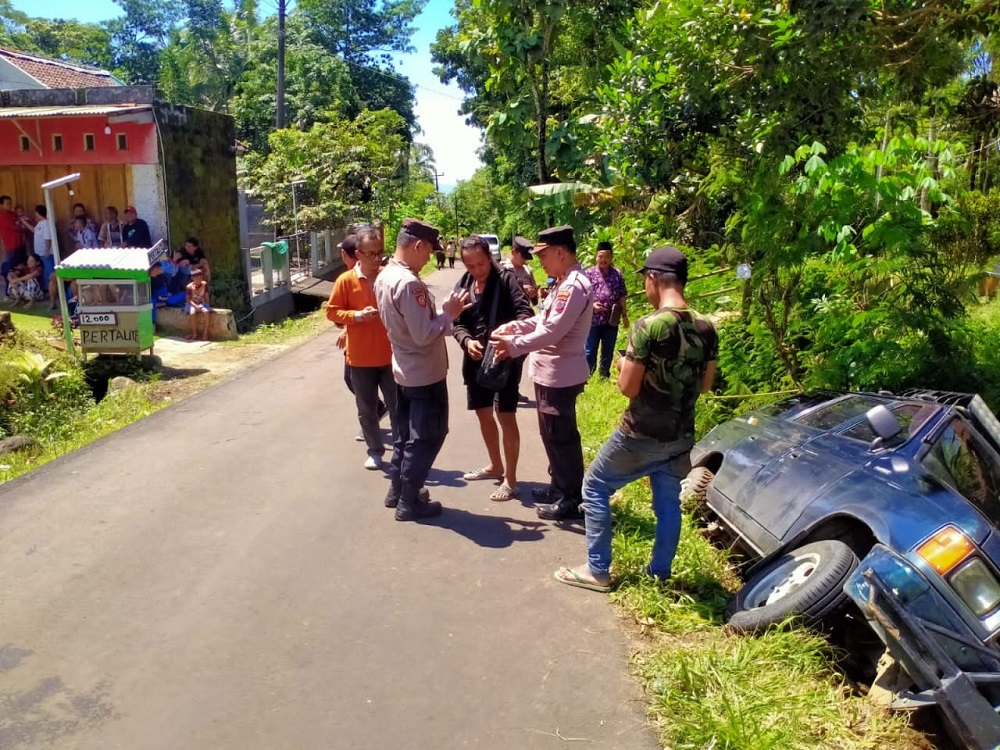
[581,428,692,579]
[41,254,55,284]
[585,324,619,378]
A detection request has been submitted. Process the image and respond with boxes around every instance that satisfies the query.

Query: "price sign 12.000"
[80,312,117,326]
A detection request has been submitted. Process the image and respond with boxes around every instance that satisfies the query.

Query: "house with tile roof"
[0,47,122,91]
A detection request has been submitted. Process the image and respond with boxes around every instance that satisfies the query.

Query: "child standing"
[185,268,211,340]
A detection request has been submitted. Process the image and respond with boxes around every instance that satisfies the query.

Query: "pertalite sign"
[81,329,138,345]
[80,310,141,353]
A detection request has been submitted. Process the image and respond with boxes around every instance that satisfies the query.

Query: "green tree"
[103,0,183,83]
[240,108,407,229]
[158,0,258,110]
[229,14,360,154]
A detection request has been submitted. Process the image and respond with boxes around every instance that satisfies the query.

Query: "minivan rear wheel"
[726,540,858,633]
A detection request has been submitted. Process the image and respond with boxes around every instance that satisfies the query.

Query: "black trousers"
[352,365,398,457]
[343,357,355,394]
[390,380,449,502]
[535,383,585,501]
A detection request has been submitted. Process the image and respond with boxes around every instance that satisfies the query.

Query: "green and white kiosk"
[56,245,165,357]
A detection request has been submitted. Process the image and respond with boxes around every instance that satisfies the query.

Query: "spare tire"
[726,540,858,633]
[680,466,715,509]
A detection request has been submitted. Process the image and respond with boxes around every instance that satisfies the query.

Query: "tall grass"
[575,378,925,749]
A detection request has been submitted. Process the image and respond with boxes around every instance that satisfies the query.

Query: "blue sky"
[10,0,482,190]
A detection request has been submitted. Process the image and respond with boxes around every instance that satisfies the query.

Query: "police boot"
[385,485,430,508]
[536,492,583,521]
[395,495,443,522]
[531,485,555,503]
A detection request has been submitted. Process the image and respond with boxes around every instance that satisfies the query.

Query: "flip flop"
[489,483,518,502]
[554,566,611,593]
[463,468,503,481]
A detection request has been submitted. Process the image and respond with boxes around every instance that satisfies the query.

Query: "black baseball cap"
[401,217,444,253]
[535,225,576,253]
[638,245,688,284]
[512,236,533,259]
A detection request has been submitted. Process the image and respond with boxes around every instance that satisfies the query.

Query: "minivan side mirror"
[866,404,903,449]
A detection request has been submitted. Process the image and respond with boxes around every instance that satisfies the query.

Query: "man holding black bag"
[453,236,534,501]
[489,226,594,521]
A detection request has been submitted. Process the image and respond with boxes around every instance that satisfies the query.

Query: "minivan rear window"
[795,395,880,431]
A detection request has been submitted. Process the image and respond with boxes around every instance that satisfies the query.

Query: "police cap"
[401,217,444,253]
[512,236,533,259]
[535,225,576,253]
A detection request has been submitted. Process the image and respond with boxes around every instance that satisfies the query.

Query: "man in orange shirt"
[327,227,397,470]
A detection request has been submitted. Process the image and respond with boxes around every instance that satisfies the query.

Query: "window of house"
[52,134,63,152]
[116,133,128,151]
[19,135,29,152]
[84,133,95,151]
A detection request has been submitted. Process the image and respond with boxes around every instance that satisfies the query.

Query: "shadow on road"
[427,508,549,548]
[425,468,468,488]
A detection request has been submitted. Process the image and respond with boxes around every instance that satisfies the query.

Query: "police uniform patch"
[554,288,571,313]
[413,288,428,307]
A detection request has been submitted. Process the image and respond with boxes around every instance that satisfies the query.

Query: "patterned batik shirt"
[621,307,718,442]
[584,266,627,326]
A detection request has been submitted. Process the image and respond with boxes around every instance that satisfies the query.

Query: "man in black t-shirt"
[121,206,152,248]
[176,237,211,282]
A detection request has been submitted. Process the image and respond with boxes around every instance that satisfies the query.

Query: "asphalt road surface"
[0,267,657,750]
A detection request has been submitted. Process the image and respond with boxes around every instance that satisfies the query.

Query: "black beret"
[535,225,576,252]
[401,217,443,252]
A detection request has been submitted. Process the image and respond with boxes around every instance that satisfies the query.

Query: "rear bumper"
[846,545,1000,750]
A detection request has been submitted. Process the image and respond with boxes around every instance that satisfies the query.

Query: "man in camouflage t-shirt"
[554,245,717,592]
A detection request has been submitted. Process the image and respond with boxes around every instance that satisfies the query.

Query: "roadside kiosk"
[56,244,165,357]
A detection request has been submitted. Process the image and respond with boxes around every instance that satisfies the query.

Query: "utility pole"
[276,0,286,129]
[433,171,444,194]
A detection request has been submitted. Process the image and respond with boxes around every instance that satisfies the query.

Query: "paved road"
[0,268,657,750]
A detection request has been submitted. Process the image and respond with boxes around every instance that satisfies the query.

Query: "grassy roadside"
[0,382,160,483]
[575,378,929,750]
[221,308,329,348]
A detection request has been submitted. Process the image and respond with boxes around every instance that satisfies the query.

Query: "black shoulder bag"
[476,279,514,391]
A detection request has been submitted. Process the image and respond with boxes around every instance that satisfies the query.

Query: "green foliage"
[240,108,407,229]
[0,336,95,443]
[228,14,361,154]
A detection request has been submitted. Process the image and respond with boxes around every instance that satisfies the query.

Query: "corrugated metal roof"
[0,104,149,118]
[58,247,154,271]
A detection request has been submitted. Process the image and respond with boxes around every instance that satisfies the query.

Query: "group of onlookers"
[0,197,156,309]
[328,218,719,592]
[0,194,212,338]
